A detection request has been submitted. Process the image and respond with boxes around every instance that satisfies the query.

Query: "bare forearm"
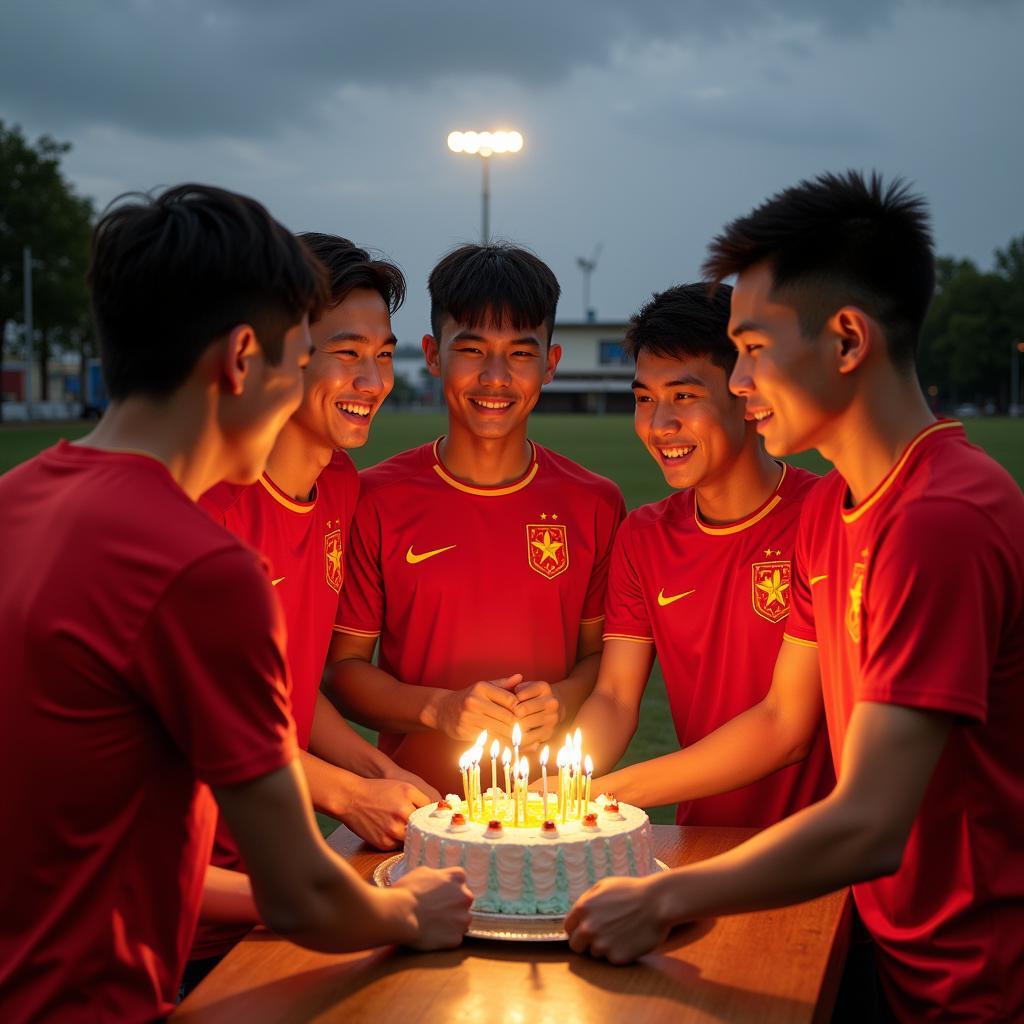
[597,699,810,808]
[200,865,258,926]
[330,657,442,734]
[309,692,393,778]
[551,652,602,725]
[571,688,639,776]
[654,791,895,924]
[298,748,365,820]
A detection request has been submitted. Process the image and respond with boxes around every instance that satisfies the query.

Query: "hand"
[382,764,442,804]
[564,874,675,964]
[391,866,473,950]
[431,674,522,742]
[342,778,433,850]
[513,679,562,748]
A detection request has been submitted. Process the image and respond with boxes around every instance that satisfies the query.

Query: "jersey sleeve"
[131,546,298,787]
[783,501,817,649]
[601,516,654,643]
[580,484,627,622]
[197,482,242,527]
[334,490,384,638]
[857,500,1006,722]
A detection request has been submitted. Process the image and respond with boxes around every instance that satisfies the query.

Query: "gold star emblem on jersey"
[845,553,867,643]
[324,529,343,593]
[526,523,569,580]
[751,559,792,623]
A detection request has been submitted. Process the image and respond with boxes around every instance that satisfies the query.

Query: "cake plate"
[372,853,668,942]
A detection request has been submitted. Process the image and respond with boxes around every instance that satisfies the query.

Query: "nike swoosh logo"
[809,575,828,586]
[658,588,696,606]
[271,577,286,587]
[406,544,456,565]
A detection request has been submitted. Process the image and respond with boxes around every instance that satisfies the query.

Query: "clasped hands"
[434,672,562,749]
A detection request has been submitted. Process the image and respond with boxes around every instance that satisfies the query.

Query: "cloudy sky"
[2,0,1022,341]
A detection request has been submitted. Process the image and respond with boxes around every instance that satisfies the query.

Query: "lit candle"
[540,745,550,821]
[563,763,573,824]
[512,721,522,768]
[584,754,593,814]
[472,746,483,821]
[513,764,521,828]
[555,747,566,817]
[459,753,471,820]
[520,757,529,823]
[503,747,512,806]
[490,739,500,818]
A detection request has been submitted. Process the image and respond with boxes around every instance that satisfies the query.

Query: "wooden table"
[173,824,850,1023]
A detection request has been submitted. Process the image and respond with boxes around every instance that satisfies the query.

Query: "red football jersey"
[785,421,1024,1021]
[0,442,296,1023]
[603,463,834,826]
[336,439,626,794]
[191,451,358,961]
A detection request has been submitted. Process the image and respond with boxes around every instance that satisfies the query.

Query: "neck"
[76,387,223,501]
[694,432,782,525]
[264,420,333,502]
[816,371,935,506]
[438,420,533,487]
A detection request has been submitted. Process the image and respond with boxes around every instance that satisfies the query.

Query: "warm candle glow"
[584,754,593,814]
[540,744,550,821]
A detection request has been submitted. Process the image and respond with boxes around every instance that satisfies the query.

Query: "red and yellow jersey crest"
[752,559,791,623]
[324,529,343,593]
[845,552,867,643]
[526,523,570,580]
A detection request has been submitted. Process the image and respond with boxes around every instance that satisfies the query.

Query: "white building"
[540,320,633,413]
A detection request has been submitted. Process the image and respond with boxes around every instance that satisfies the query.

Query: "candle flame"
[476,729,488,748]
[519,756,528,775]
[556,748,567,768]
[540,745,549,766]
[458,752,470,770]
[573,727,582,753]
[490,738,500,758]
[512,722,522,746]
[502,747,511,765]
[585,754,593,774]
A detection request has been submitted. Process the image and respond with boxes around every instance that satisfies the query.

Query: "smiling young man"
[328,242,625,795]
[0,188,471,1023]
[564,173,1024,1022]
[187,234,442,988]
[570,283,833,828]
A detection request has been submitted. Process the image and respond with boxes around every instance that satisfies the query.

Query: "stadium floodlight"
[446,129,524,242]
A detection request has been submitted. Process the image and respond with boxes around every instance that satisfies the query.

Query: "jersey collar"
[694,462,788,536]
[430,437,540,496]
[258,472,317,513]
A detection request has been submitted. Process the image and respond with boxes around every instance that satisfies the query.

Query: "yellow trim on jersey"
[782,633,818,649]
[332,625,381,637]
[258,473,316,514]
[841,420,960,524]
[694,462,788,535]
[579,614,606,625]
[431,438,539,496]
[602,632,656,644]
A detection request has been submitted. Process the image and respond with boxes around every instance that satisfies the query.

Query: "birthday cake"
[394,792,657,915]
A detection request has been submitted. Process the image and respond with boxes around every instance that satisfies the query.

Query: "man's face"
[633,349,748,491]
[424,316,561,441]
[728,262,839,457]
[226,316,312,483]
[291,288,396,451]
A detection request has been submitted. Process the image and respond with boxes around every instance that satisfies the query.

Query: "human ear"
[422,334,441,379]
[543,342,562,384]
[223,325,259,395]
[829,307,872,375]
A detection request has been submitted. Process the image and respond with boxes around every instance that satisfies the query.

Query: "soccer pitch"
[2,413,1022,824]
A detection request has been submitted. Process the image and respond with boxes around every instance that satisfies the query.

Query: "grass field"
[3,412,1023,825]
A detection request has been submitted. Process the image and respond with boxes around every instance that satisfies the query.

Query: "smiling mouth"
[747,407,774,424]
[658,445,696,463]
[469,397,514,411]
[336,400,373,421]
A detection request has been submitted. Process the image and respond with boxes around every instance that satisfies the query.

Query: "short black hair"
[88,183,328,401]
[299,233,406,317]
[428,242,560,343]
[624,283,736,375]
[703,170,934,370]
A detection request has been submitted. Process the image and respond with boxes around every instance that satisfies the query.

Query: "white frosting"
[398,792,656,913]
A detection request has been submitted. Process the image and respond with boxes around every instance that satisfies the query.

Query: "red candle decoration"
[542,820,557,832]
[605,802,620,815]
[583,812,597,826]
[485,819,504,838]
[450,812,466,827]
[436,798,452,811]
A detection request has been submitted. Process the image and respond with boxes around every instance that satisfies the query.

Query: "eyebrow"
[631,374,706,390]
[448,330,542,348]
[729,321,761,338]
[324,331,397,345]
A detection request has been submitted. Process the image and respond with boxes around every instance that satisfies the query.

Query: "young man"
[188,234,441,984]
[0,186,471,1023]
[564,173,1024,1022]
[572,283,833,827]
[329,243,626,795]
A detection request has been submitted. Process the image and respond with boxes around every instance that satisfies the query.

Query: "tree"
[0,121,94,418]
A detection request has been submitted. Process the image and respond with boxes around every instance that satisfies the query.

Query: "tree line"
[1,121,1022,419]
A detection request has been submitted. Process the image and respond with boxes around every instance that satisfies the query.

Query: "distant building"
[539,320,633,413]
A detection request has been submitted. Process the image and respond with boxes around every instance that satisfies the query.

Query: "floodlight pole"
[481,156,491,245]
